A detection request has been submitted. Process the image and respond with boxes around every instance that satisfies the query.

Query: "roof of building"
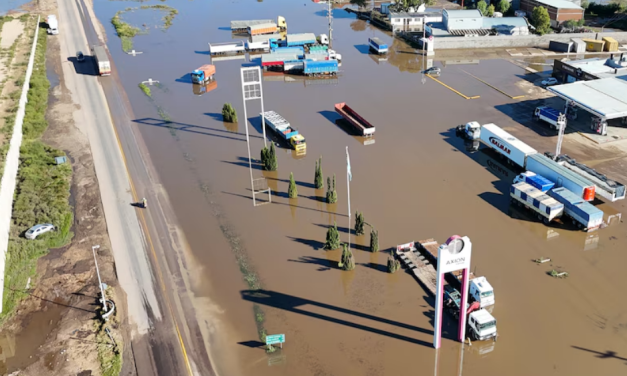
[482,17,529,28]
[562,57,627,79]
[548,78,627,119]
[443,9,483,18]
[533,0,583,10]
[389,11,443,18]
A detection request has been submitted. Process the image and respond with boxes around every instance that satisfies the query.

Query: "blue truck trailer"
[514,171,555,192]
[286,33,317,47]
[510,182,564,224]
[369,37,388,54]
[534,106,563,130]
[271,46,305,58]
[303,60,338,76]
[548,187,604,231]
[526,154,596,201]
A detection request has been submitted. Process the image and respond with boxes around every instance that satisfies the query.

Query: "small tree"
[339,243,355,271]
[288,172,298,198]
[324,222,341,250]
[261,144,278,171]
[350,0,368,8]
[354,211,365,236]
[531,6,551,35]
[314,156,323,189]
[477,0,488,15]
[497,0,510,14]
[486,4,495,16]
[222,103,238,123]
[370,228,379,253]
[326,174,337,204]
[387,255,401,273]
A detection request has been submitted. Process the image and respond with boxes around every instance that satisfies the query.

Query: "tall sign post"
[433,235,472,348]
[346,147,352,250]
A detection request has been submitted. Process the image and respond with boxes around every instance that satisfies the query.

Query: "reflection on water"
[192,81,218,96]
[583,234,599,251]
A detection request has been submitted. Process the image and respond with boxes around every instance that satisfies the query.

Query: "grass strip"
[138,82,151,97]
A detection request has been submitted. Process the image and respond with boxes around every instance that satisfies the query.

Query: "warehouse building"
[427,9,529,37]
[552,54,627,83]
[519,0,583,27]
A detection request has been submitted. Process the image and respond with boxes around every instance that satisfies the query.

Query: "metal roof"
[230,19,273,29]
[389,11,443,18]
[443,9,483,18]
[482,17,529,28]
[548,78,627,120]
[286,33,316,43]
[534,0,583,9]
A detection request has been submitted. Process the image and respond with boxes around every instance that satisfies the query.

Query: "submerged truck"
[334,102,376,137]
[510,182,564,224]
[91,45,111,76]
[444,285,498,342]
[303,60,338,76]
[534,106,565,130]
[208,40,246,55]
[190,64,215,84]
[548,187,604,231]
[479,123,538,169]
[514,171,555,192]
[261,111,306,152]
[230,19,273,32]
[526,154,596,201]
[286,33,317,47]
[369,37,388,54]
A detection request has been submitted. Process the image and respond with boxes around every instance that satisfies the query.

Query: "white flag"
[346,147,352,182]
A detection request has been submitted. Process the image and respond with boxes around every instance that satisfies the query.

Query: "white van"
[47,15,59,35]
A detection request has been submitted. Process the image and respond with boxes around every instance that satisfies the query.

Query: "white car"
[541,77,558,86]
[25,224,55,239]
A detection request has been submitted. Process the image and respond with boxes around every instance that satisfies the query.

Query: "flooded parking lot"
[92,0,627,375]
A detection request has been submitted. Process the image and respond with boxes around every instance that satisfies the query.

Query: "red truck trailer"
[334,102,376,137]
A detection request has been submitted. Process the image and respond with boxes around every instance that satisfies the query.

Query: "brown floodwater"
[92,1,627,375]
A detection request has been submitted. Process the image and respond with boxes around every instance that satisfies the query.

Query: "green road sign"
[266,334,285,345]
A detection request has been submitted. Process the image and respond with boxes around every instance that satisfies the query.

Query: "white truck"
[319,34,329,45]
[534,106,565,130]
[208,41,246,55]
[444,286,497,342]
[456,121,481,140]
[479,123,538,168]
[47,15,59,35]
[245,40,270,52]
[469,277,494,308]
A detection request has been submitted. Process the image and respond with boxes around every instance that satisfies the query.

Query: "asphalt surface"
[56,0,214,375]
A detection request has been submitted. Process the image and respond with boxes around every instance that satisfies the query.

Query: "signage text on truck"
[489,137,511,155]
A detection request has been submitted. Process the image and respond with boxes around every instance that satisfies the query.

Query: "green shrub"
[354,211,365,235]
[324,222,341,250]
[138,83,151,97]
[370,228,379,253]
[222,103,238,123]
[387,255,400,273]
[326,174,337,204]
[340,243,355,271]
[314,156,323,189]
[486,4,495,17]
[261,143,277,171]
[288,172,297,198]
[531,6,551,35]
[497,0,510,14]
[477,0,488,15]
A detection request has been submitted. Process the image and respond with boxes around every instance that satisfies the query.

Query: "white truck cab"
[319,34,329,45]
[470,276,494,307]
[457,121,481,140]
[328,49,342,61]
[468,309,497,341]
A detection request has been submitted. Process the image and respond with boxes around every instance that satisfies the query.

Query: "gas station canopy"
[548,78,627,120]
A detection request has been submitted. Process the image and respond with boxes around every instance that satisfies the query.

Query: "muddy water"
[93,1,627,375]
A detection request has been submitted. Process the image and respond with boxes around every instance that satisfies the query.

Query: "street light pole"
[92,245,107,312]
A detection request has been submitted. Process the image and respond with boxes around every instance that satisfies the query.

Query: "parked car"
[25,224,55,239]
[541,77,558,86]
[76,51,85,62]
[425,67,441,76]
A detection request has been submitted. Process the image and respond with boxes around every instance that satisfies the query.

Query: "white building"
[389,11,443,32]
[442,9,483,32]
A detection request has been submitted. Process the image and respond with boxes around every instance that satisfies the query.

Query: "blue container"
[303,60,338,75]
[526,174,555,192]
[271,46,305,58]
[539,107,560,122]
[549,187,604,230]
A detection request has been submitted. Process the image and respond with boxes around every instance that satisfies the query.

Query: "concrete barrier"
[431,31,627,50]
[0,16,40,313]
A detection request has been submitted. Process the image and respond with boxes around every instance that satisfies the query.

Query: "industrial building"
[519,0,583,27]
[552,54,627,83]
[426,9,529,37]
[388,11,443,32]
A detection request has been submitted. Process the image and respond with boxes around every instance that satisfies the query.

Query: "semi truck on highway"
[444,285,498,341]
[91,45,111,76]
[261,111,306,152]
[334,102,376,137]
[534,106,565,130]
[208,40,246,55]
[190,64,215,84]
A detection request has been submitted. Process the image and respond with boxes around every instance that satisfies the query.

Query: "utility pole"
[92,245,107,313]
[328,0,333,49]
[555,113,567,160]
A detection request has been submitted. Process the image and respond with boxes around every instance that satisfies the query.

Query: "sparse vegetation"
[111,5,179,52]
[138,83,151,97]
[324,222,341,250]
[314,156,323,189]
[222,103,237,123]
[354,211,365,236]
[387,255,400,273]
[326,174,337,204]
[497,0,510,14]
[288,172,297,198]
[96,321,122,376]
[477,0,488,15]
[261,143,277,171]
[486,4,495,17]
[140,4,179,29]
[339,243,355,271]
[370,228,379,253]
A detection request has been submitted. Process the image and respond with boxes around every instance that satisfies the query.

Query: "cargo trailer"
[260,53,299,68]
[534,106,564,130]
[286,33,317,47]
[571,38,586,54]
[245,40,270,52]
[248,23,278,36]
[91,45,111,76]
[602,36,618,52]
[369,37,388,54]
[582,38,604,52]
[548,187,604,231]
[479,124,537,168]
[334,103,376,137]
[261,111,306,152]
[514,171,555,192]
[251,33,281,43]
[271,46,305,58]
[554,154,625,202]
[208,40,246,55]
[510,182,564,224]
[230,19,273,32]
[526,154,596,201]
[283,59,305,72]
[303,60,338,76]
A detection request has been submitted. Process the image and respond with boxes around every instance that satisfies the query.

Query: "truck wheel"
[577,222,582,229]
[471,331,478,341]
[543,217,549,225]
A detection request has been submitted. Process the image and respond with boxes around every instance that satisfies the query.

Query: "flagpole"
[346,146,351,253]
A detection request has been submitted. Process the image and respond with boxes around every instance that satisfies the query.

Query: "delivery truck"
[534,106,565,130]
[91,45,111,76]
[208,40,246,55]
[526,154,596,201]
[303,60,338,76]
[456,121,481,140]
[190,64,215,84]
[369,37,388,54]
[510,182,564,224]
[261,111,306,152]
[444,285,498,341]
[47,15,59,35]
[548,187,604,231]
[479,123,537,168]
[513,171,555,192]
[261,53,299,69]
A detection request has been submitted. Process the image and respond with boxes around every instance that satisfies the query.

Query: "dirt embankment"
[0,3,124,376]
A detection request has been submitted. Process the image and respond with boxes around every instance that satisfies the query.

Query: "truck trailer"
[534,106,565,130]
[479,123,537,168]
[271,46,305,58]
[208,41,246,55]
[334,102,376,137]
[245,40,270,52]
[514,171,555,192]
[368,37,388,54]
[286,33,317,47]
[526,154,596,201]
[230,19,273,32]
[190,64,216,84]
[444,285,498,341]
[548,187,604,231]
[261,111,306,152]
[553,154,626,202]
[91,45,111,76]
[247,23,278,36]
[510,182,564,223]
[303,60,338,76]
[260,53,299,68]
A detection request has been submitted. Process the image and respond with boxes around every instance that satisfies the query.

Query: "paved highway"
[56,0,215,374]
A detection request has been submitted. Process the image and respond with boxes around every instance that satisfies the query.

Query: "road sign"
[266,334,285,346]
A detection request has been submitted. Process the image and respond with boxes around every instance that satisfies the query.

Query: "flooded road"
[92,1,627,375]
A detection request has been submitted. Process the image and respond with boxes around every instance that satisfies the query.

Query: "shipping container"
[549,40,572,53]
[208,40,246,55]
[91,45,111,76]
[286,33,317,46]
[479,123,537,168]
[571,38,586,54]
[517,171,555,192]
[283,59,305,72]
[582,38,605,52]
[510,182,564,223]
[526,154,596,201]
[248,23,278,36]
[602,36,618,52]
[303,60,338,76]
[251,33,281,43]
[548,187,604,231]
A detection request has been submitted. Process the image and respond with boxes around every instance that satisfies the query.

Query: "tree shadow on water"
[287,236,325,251]
[241,289,434,347]
[288,255,337,271]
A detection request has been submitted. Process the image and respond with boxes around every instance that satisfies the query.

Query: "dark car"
[425,67,441,76]
[76,51,85,62]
